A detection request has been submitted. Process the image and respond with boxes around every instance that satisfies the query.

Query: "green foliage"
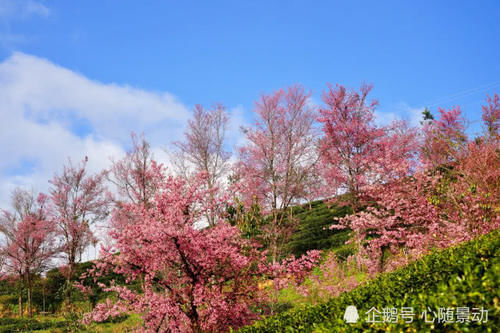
[0,260,141,317]
[421,107,434,125]
[227,197,265,239]
[238,229,500,332]
[286,200,352,258]
[0,318,68,333]
[227,198,352,260]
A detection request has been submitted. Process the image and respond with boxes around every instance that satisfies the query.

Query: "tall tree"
[421,106,467,168]
[84,172,267,333]
[318,83,419,209]
[0,189,58,317]
[335,137,500,275]
[82,169,320,332]
[482,93,500,140]
[173,104,231,226]
[49,157,111,304]
[236,85,318,262]
[108,132,161,206]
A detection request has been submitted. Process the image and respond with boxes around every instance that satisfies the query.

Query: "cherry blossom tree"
[85,171,264,332]
[235,85,319,262]
[264,249,321,313]
[340,98,497,274]
[332,172,444,274]
[49,157,111,303]
[0,189,59,317]
[318,83,419,209]
[95,169,262,332]
[482,93,500,139]
[108,132,162,207]
[421,106,467,168]
[172,104,231,226]
[440,140,500,235]
[333,136,500,275]
[81,160,320,332]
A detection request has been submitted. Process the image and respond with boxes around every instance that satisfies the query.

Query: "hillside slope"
[239,229,500,332]
[286,200,352,258]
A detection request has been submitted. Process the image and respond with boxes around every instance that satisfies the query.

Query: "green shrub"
[0,318,68,333]
[286,200,352,257]
[238,229,500,332]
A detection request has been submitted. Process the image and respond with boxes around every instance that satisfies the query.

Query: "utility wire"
[424,80,500,108]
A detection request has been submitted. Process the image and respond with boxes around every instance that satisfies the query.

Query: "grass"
[0,311,143,332]
[90,314,143,333]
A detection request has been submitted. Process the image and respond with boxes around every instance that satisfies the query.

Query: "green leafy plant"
[238,229,500,332]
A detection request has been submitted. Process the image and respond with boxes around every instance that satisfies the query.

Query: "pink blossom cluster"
[334,139,500,275]
[305,253,359,300]
[82,168,322,332]
[317,83,419,208]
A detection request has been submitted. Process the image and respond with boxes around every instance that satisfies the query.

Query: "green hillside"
[239,228,500,332]
[286,200,353,259]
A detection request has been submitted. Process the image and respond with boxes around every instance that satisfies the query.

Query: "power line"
[425,80,500,108]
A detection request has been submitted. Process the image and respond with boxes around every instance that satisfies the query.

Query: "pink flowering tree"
[235,85,319,262]
[482,93,500,139]
[0,189,59,317]
[333,131,500,275]
[172,104,231,227]
[435,95,500,235]
[318,83,419,209]
[108,133,162,207]
[338,96,497,274]
[82,163,320,332]
[49,157,111,304]
[263,250,321,312]
[333,172,444,274]
[84,170,266,332]
[421,106,467,168]
[439,140,500,236]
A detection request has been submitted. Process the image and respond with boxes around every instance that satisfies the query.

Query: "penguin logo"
[344,305,359,323]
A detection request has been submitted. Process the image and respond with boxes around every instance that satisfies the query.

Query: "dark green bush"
[286,200,352,257]
[238,229,500,332]
[0,318,68,333]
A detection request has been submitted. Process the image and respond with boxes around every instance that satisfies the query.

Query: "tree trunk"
[66,262,74,305]
[379,245,388,272]
[27,272,33,317]
[271,213,278,264]
[18,290,23,318]
[42,284,46,313]
[192,324,202,333]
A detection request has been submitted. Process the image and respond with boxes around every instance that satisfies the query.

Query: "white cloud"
[0,0,50,49]
[375,103,425,127]
[374,110,397,126]
[394,102,425,127]
[25,0,49,17]
[0,52,192,211]
[0,0,49,19]
[226,104,247,149]
[0,52,254,261]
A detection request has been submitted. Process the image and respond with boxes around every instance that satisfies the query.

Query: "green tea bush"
[286,200,352,258]
[0,318,68,333]
[238,229,500,332]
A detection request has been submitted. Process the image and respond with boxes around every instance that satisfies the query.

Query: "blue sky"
[2,1,500,114]
[1,0,500,209]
